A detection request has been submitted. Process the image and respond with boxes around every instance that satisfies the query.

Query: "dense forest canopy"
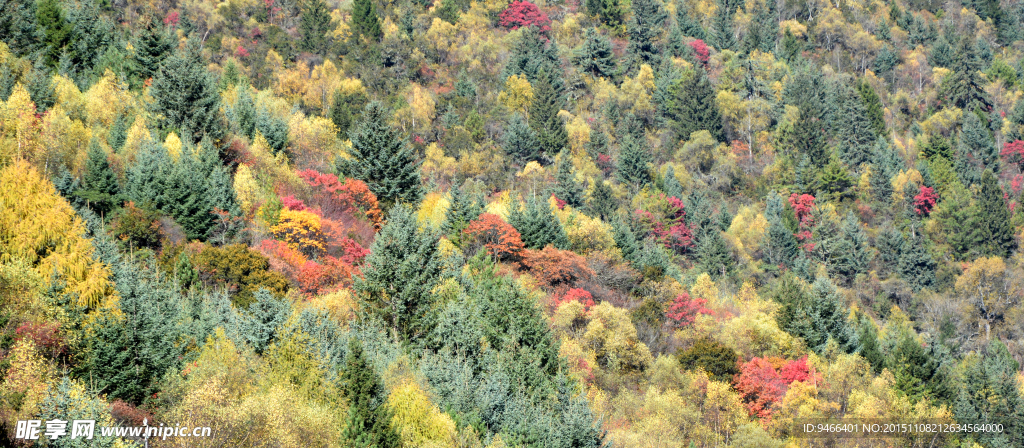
[2,0,1024,446]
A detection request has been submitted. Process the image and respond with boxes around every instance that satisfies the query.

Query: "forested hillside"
[2,0,1024,446]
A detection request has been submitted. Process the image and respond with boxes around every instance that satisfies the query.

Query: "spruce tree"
[807,276,857,354]
[553,152,585,208]
[832,211,870,284]
[696,230,733,278]
[508,195,569,250]
[0,0,39,57]
[616,134,652,190]
[835,83,876,168]
[588,180,616,220]
[331,88,369,138]
[256,105,289,154]
[870,137,901,202]
[504,112,541,168]
[625,0,667,74]
[675,1,705,40]
[875,225,903,278]
[36,0,73,68]
[782,63,828,164]
[662,165,683,198]
[233,85,257,139]
[929,34,953,68]
[857,79,886,135]
[573,28,617,79]
[940,35,992,112]
[108,113,130,151]
[1008,97,1024,141]
[300,0,333,54]
[763,192,798,269]
[966,170,1016,257]
[341,339,401,448]
[238,288,291,354]
[612,217,640,262]
[132,22,174,83]
[351,0,383,42]
[74,139,120,216]
[150,40,224,143]
[354,205,443,340]
[666,69,724,142]
[26,64,55,113]
[959,111,998,170]
[896,233,936,289]
[710,0,735,51]
[339,102,423,207]
[529,71,569,160]
[887,330,940,403]
[126,140,172,210]
[856,314,884,374]
[441,181,484,239]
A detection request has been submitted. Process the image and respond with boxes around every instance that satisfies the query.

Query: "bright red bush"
[734,356,818,421]
[554,288,596,311]
[666,292,711,329]
[1000,140,1024,170]
[498,1,551,34]
[688,39,710,65]
[913,186,937,216]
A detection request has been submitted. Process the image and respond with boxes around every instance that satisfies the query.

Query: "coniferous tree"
[150,40,224,143]
[870,137,901,202]
[441,181,484,239]
[625,0,667,73]
[958,111,998,171]
[742,1,776,54]
[832,211,870,285]
[875,225,903,277]
[835,83,876,168]
[675,1,705,40]
[896,233,936,289]
[502,28,562,87]
[339,102,423,207]
[26,64,55,113]
[573,28,617,79]
[354,205,443,340]
[36,0,74,68]
[590,0,623,28]
[330,89,369,138]
[256,105,289,154]
[0,0,39,57]
[508,195,569,250]
[887,329,940,403]
[352,0,383,42]
[953,341,1024,447]
[74,139,120,216]
[940,35,992,112]
[233,85,257,138]
[504,112,541,168]
[662,165,683,198]
[529,71,569,160]
[553,152,585,208]
[666,69,724,142]
[696,230,733,278]
[341,339,401,448]
[612,217,640,262]
[238,288,291,354]
[856,314,884,374]
[589,180,616,220]
[300,0,333,54]
[616,134,652,190]
[108,113,130,151]
[782,64,828,165]
[856,79,886,135]
[132,21,174,83]
[775,274,857,354]
[1008,98,1024,141]
[126,140,172,209]
[763,214,798,269]
[929,34,953,68]
[966,170,1016,257]
[710,0,735,51]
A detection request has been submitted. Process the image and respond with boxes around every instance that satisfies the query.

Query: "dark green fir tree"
[553,152,585,208]
[573,28,617,79]
[856,79,886,135]
[834,83,876,168]
[625,0,667,74]
[339,102,423,207]
[441,181,484,239]
[508,195,570,250]
[666,69,724,142]
[940,35,992,112]
[74,139,120,216]
[351,0,382,42]
[504,112,541,168]
[588,180,616,221]
[529,71,569,160]
[615,134,652,190]
[340,339,401,448]
[150,40,224,143]
[966,170,1017,257]
[300,0,333,54]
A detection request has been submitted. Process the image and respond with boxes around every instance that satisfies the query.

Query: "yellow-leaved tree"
[0,160,113,308]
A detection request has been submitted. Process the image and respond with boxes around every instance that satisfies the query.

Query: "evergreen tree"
[896,233,936,289]
[874,46,899,82]
[920,133,952,161]
[508,195,569,250]
[763,211,797,269]
[1008,97,1024,141]
[256,104,289,154]
[502,28,562,87]
[237,288,291,354]
[553,152,585,208]
[340,339,401,448]
[782,63,828,164]
[870,137,901,202]
[150,40,224,143]
[835,83,876,167]
[612,217,640,262]
[0,0,39,57]
[132,22,174,83]
[742,1,776,54]
[529,71,569,160]
[162,143,239,239]
[685,188,714,240]
[775,274,857,354]
[351,0,382,41]
[929,34,953,68]
[666,69,724,142]
[625,0,667,74]
[355,205,442,340]
[441,181,484,239]
[940,35,992,112]
[108,113,130,151]
[856,314,884,374]
[696,230,733,278]
[875,225,903,277]
[300,0,333,54]
[74,139,120,216]
[588,180,616,220]
[36,0,74,68]
[233,85,257,138]
[615,134,652,190]
[573,28,617,79]
[26,64,55,113]
[339,102,423,207]
[662,165,683,198]
[959,111,998,170]
[953,341,1024,447]
[832,211,870,285]
[126,140,172,209]
[856,79,886,135]
[675,1,705,40]
[887,329,940,403]
[436,0,461,24]
[710,0,735,51]
[966,170,1016,257]
[590,0,624,28]
[503,112,541,168]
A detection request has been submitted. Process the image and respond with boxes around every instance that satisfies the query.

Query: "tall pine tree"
[150,39,224,143]
[529,70,569,161]
[300,0,333,54]
[351,0,383,42]
[508,195,570,250]
[74,139,120,216]
[966,170,1016,257]
[625,0,667,74]
[340,338,401,448]
[504,112,541,168]
[615,134,652,190]
[666,69,724,142]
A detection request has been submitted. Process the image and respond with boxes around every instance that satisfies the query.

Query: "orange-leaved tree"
[463,213,525,261]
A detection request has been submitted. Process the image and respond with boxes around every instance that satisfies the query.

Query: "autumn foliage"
[520,245,595,292]
[1000,140,1024,170]
[498,1,551,34]
[914,186,937,216]
[734,356,815,420]
[464,213,525,261]
[666,293,711,329]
